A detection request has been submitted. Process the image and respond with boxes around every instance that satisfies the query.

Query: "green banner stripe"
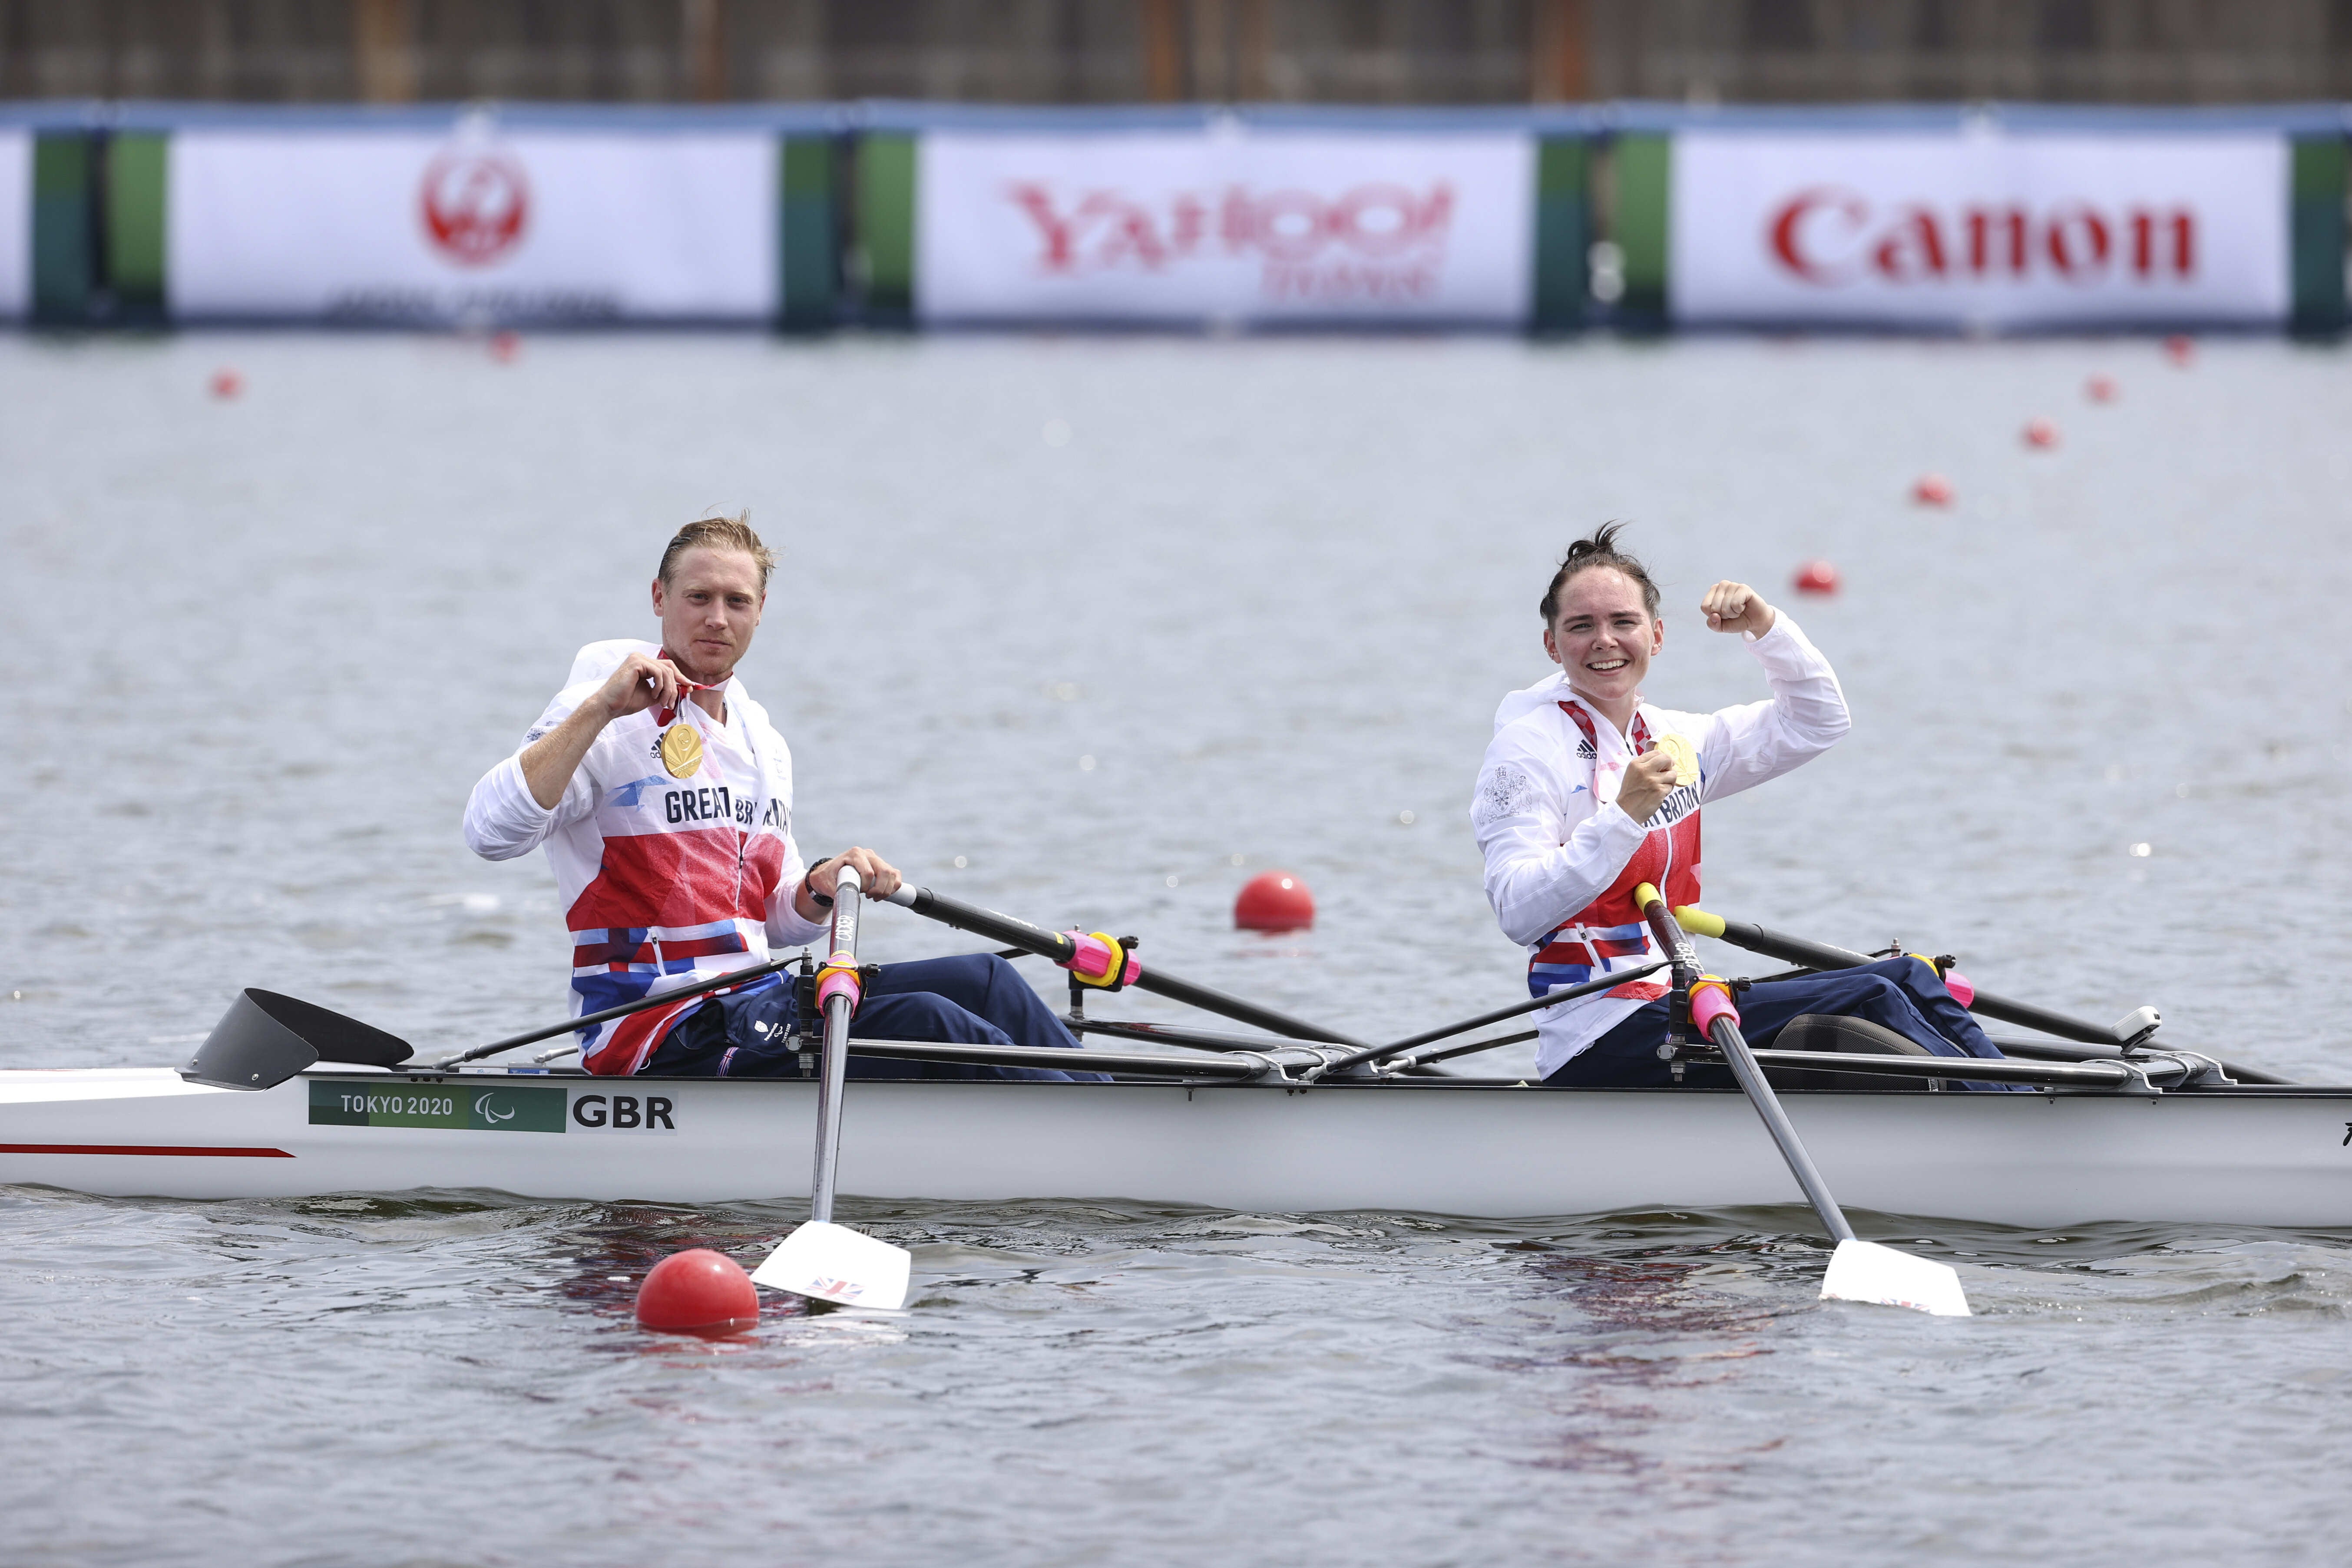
[31,133,91,324]
[857,132,917,320]
[778,134,834,330]
[1530,137,1590,332]
[105,132,169,309]
[1611,133,1671,321]
[2289,136,2346,336]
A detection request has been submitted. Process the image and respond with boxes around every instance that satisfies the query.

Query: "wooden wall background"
[3,0,2350,106]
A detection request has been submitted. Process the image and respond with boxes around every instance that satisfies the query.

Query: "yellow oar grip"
[1672,904,1726,938]
[1633,882,1661,910]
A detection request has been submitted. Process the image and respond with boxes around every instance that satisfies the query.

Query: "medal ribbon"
[652,649,723,727]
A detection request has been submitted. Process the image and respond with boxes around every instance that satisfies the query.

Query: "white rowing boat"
[5,1060,2349,1227]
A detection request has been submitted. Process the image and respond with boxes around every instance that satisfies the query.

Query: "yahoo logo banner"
[1004,181,1456,274]
[914,131,1533,325]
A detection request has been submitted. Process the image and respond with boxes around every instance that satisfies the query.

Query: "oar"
[752,865,913,1312]
[1634,883,1969,1317]
[180,956,803,1090]
[886,884,1368,1047]
[435,955,800,1068]
[1673,903,2288,1085]
[1304,960,1667,1078]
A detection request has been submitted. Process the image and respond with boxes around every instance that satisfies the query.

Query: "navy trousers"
[1545,956,2019,1091]
[645,953,1102,1081]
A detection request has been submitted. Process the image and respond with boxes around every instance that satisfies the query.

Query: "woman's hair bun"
[1539,522,1659,623]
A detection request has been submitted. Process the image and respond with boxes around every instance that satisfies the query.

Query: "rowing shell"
[6,1063,2352,1227]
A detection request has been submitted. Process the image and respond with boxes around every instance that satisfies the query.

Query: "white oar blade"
[751,1220,911,1311]
[1820,1239,1970,1317]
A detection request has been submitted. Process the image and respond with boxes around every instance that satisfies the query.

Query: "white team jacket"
[463,639,827,1073]
[1471,614,1850,1078]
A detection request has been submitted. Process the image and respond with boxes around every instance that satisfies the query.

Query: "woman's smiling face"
[1542,566,1664,719]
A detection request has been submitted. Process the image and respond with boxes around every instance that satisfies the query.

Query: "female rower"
[1471,524,2013,1088]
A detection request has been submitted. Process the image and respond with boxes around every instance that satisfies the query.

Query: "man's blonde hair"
[658,513,776,590]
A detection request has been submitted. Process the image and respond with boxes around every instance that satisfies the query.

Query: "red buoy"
[2022,418,2059,449]
[488,330,521,364]
[1792,559,1840,596]
[2085,374,2117,404]
[1234,870,1314,932]
[2163,334,2195,366]
[208,368,243,400]
[1911,473,1954,506]
[635,1248,759,1338]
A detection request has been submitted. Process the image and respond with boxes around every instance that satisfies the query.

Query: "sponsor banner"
[1670,132,2290,327]
[169,128,776,323]
[0,131,27,318]
[915,130,1533,324]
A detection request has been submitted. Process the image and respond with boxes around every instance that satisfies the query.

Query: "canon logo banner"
[1670,132,2289,327]
[916,132,1532,324]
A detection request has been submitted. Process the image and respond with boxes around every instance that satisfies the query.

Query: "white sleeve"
[1694,613,1851,805]
[1473,735,1647,948]
[750,719,827,950]
[764,833,827,949]
[462,695,597,862]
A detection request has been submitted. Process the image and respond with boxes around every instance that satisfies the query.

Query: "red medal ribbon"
[652,649,723,727]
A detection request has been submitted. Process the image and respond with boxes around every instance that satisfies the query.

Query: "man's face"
[1542,567,1663,710]
[652,547,766,682]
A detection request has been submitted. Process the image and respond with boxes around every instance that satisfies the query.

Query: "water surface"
[3,331,2349,1563]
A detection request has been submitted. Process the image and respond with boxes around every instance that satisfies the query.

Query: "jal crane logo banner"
[1668,132,2289,327]
[915,131,1532,324]
[165,129,774,322]
[420,148,529,266]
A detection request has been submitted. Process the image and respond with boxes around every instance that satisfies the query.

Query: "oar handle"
[885,883,1363,1047]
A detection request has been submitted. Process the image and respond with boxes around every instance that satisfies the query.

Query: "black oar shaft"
[846,1036,1266,1080]
[1686,910,2291,1085]
[888,885,1363,1047]
[1691,913,2130,1045]
[447,955,796,1065]
[1316,960,1667,1075]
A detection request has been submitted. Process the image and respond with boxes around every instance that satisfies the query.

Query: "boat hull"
[4,1068,2351,1227]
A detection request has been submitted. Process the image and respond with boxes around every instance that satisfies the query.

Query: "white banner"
[0,132,30,319]
[915,130,1533,324]
[1670,132,2289,327]
[168,128,776,323]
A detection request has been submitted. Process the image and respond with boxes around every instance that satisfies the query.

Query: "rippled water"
[4,331,2352,1563]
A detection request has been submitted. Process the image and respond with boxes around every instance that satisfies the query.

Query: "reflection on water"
[3,332,2351,1562]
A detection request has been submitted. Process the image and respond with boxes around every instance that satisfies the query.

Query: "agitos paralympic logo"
[1766,186,2197,287]
[1005,180,1456,302]
[420,148,531,267]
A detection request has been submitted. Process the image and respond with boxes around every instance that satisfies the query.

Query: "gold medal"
[1652,731,1698,787]
[659,722,704,780]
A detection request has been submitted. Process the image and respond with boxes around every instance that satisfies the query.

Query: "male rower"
[1472,524,2016,1088]
[463,514,1092,1080]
